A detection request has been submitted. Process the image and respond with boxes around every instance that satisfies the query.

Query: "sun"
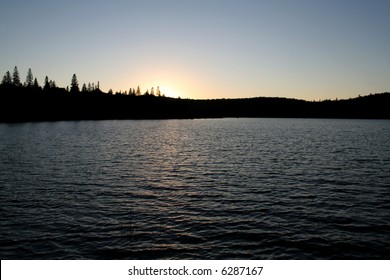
[159,84,182,99]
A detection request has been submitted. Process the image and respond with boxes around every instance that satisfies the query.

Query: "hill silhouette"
[1,68,389,122]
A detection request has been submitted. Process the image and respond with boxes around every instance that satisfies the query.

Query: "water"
[0,118,389,259]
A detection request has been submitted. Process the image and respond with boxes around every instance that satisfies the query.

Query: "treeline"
[1,66,161,96]
[1,67,389,122]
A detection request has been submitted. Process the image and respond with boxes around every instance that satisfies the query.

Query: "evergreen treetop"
[12,66,21,86]
[70,74,79,93]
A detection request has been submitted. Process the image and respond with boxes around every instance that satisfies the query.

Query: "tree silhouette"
[82,83,87,92]
[25,68,34,87]
[49,80,56,88]
[33,78,40,89]
[1,71,12,86]
[1,66,389,122]
[12,66,21,87]
[70,74,79,93]
[43,76,50,91]
[156,86,161,97]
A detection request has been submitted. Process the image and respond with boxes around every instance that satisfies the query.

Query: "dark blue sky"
[1,0,389,99]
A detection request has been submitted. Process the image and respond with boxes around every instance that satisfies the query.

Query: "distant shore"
[0,85,389,122]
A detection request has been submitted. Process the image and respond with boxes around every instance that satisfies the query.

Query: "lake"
[0,118,389,259]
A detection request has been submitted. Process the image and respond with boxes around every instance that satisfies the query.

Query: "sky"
[1,0,389,100]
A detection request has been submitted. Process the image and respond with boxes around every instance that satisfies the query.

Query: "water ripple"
[1,119,389,259]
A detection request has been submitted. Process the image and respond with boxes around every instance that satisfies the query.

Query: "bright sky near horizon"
[1,0,389,100]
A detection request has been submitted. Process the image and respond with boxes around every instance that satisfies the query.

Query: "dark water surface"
[1,118,389,259]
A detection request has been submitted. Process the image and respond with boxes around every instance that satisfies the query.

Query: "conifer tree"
[136,85,141,96]
[49,80,56,88]
[43,76,50,91]
[12,66,21,86]
[33,78,40,88]
[1,71,12,85]
[25,68,34,87]
[70,74,79,93]
[82,83,87,92]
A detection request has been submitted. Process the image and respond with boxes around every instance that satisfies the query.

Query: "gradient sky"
[1,0,389,100]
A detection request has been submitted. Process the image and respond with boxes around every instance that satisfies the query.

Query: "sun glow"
[160,85,182,98]
[117,64,201,99]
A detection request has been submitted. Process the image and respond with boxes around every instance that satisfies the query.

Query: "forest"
[1,67,389,122]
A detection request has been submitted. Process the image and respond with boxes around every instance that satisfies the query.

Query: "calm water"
[0,118,389,259]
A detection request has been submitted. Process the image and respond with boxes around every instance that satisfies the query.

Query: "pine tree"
[82,83,87,92]
[43,76,50,91]
[70,74,79,93]
[49,80,56,88]
[150,87,155,96]
[156,86,161,96]
[1,71,12,85]
[25,68,34,87]
[136,85,141,96]
[12,66,21,86]
[33,78,40,88]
